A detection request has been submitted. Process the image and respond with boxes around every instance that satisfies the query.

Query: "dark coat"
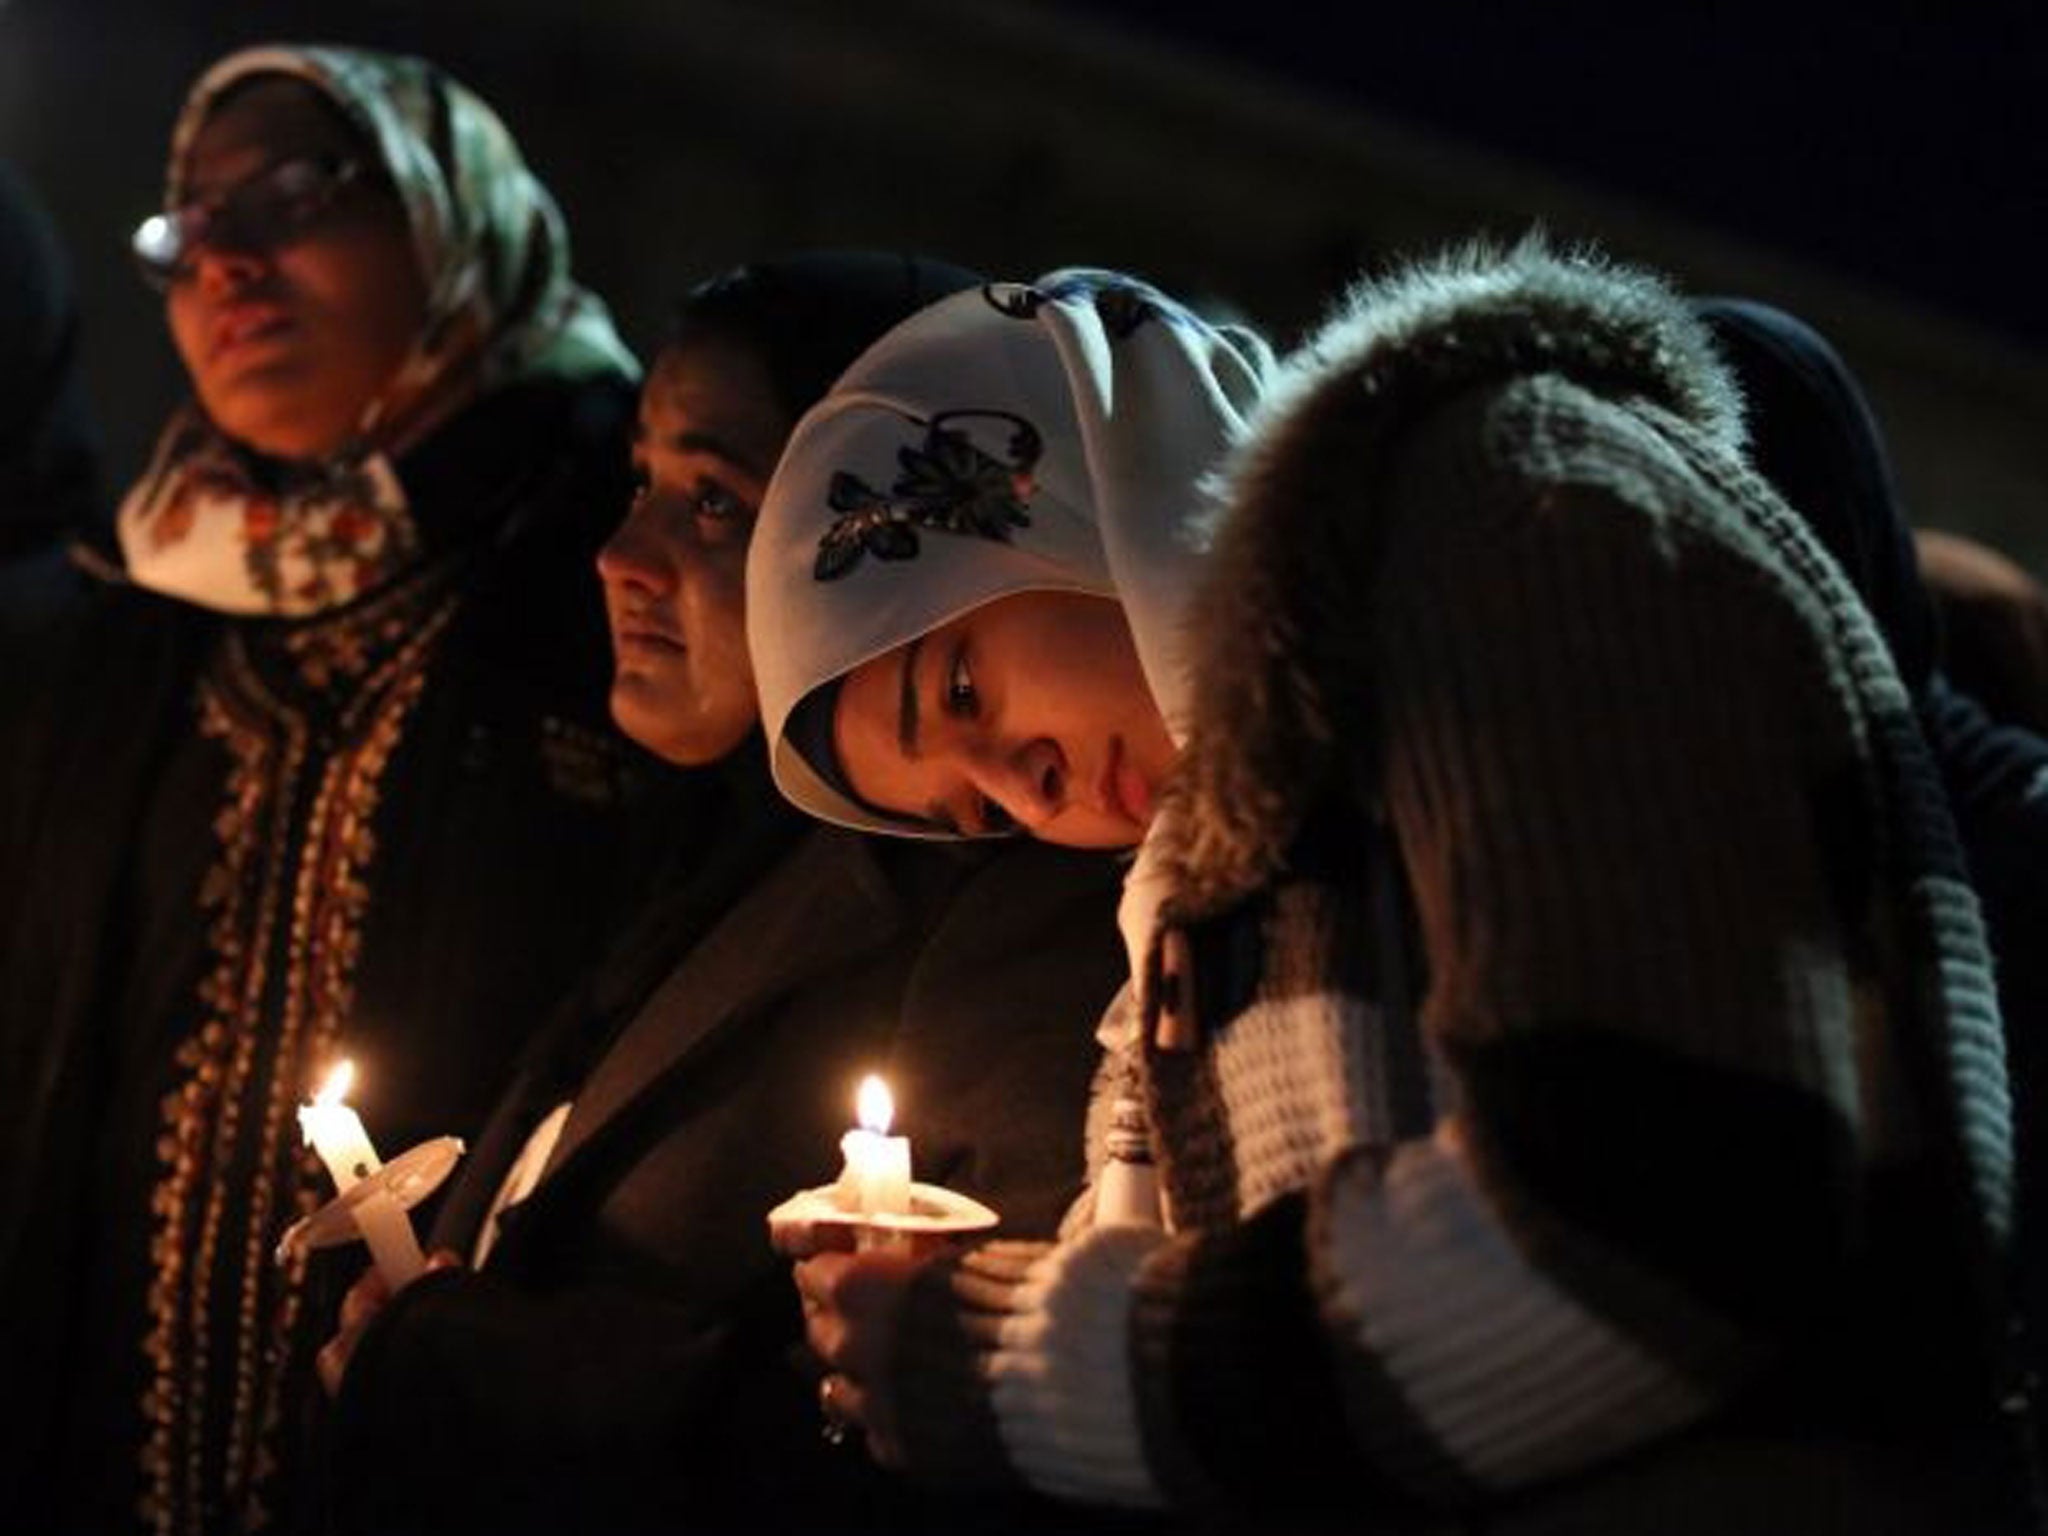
[871,248,2022,1534]
[0,160,101,710]
[0,159,97,561]
[0,374,693,1535]
[1701,299,2048,1333]
[326,816,1127,1536]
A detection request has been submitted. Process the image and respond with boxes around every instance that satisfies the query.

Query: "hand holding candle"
[297,1060,425,1288]
[769,1073,996,1258]
[778,1073,996,1457]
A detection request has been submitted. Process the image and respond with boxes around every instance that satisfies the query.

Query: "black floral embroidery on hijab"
[981,276,1161,339]
[982,282,1052,322]
[1092,284,1159,339]
[815,408,1042,581]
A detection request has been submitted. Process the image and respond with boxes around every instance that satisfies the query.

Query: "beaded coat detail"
[140,580,455,1535]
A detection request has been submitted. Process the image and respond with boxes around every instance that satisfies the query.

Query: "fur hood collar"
[1264,238,1744,461]
[1153,239,1747,916]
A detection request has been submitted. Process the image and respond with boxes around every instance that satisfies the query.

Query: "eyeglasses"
[130,154,367,290]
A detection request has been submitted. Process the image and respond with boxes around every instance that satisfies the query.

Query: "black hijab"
[1696,297,1935,697]
[520,250,985,1091]
[1702,298,2048,1345]
[681,251,985,803]
[671,250,983,422]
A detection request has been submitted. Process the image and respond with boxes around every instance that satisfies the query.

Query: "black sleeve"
[327,1264,893,1536]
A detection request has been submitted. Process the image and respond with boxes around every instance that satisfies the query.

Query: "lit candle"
[298,1061,382,1191]
[835,1074,912,1217]
[297,1059,423,1287]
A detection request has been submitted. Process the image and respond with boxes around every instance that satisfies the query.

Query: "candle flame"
[856,1073,894,1135]
[314,1059,355,1107]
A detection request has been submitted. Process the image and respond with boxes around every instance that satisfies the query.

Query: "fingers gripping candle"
[298,1061,425,1287]
[836,1074,912,1217]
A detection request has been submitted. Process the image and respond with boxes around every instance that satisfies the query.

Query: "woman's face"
[598,336,791,766]
[166,78,427,461]
[831,590,1174,849]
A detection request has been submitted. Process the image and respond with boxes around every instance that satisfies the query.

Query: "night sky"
[1060,0,2048,349]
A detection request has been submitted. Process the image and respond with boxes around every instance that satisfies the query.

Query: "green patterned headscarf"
[165,43,636,420]
[117,44,636,614]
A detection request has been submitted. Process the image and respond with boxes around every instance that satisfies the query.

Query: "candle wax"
[837,1128,912,1217]
[298,1100,383,1193]
[351,1185,426,1288]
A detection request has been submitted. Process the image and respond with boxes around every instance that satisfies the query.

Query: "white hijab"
[746,269,1273,836]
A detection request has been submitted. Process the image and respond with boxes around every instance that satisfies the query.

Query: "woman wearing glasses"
[0,46,665,1536]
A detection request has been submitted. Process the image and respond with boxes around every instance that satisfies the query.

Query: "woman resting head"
[748,272,1274,848]
[753,244,2021,1523]
[117,44,632,615]
[597,252,982,768]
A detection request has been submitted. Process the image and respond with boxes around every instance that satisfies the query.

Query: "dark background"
[1066,0,2048,348]
[3,0,2042,569]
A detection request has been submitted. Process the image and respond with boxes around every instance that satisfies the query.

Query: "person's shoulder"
[896,839,1127,1028]
[876,835,1125,927]
[430,372,635,487]
[486,371,637,482]
[2,549,212,662]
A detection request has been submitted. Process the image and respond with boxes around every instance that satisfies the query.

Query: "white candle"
[298,1060,383,1191]
[835,1074,911,1217]
[297,1059,424,1287]
[350,1187,425,1287]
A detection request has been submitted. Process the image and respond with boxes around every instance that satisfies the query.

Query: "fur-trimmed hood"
[1153,239,1750,917]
